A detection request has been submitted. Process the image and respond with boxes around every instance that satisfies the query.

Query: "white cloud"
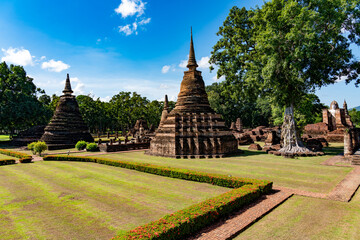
[115,0,146,18]
[336,75,347,83]
[40,56,46,60]
[198,56,211,69]
[41,59,70,72]
[1,47,34,66]
[139,17,151,25]
[71,77,80,83]
[179,56,211,69]
[161,65,171,74]
[99,96,112,102]
[62,77,84,95]
[73,82,85,95]
[179,59,188,68]
[118,24,134,36]
[132,22,138,31]
[160,83,169,89]
[212,75,225,81]
[161,65,176,73]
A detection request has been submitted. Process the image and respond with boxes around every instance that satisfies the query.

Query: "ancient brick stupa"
[41,74,94,149]
[147,31,238,158]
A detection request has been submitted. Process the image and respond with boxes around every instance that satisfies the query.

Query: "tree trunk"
[279,104,312,154]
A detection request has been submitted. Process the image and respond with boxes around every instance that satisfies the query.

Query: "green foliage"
[206,81,324,128]
[28,141,48,156]
[43,154,271,240]
[0,159,16,165]
[0,148,32,163]
[27,142,37,154]
[75,92,175,134]
[86,142,98,152]
[210,0,360,114]
[271,94,326,129]
[206,81,272,127]
[33,141,47,156]
[0,62,52,135]
[75,140,88,151]
[349,108,360,127]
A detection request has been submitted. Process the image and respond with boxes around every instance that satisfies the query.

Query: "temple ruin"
[146,30,238,158]
[303,100,359,142]
[41,74,94,149]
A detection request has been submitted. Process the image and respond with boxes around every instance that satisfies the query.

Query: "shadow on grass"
[235,149,268,158]
[323,146,343,156]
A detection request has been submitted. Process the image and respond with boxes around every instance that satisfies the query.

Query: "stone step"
[352,160,360,165]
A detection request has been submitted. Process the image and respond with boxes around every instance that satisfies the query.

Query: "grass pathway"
[234,191,360,240]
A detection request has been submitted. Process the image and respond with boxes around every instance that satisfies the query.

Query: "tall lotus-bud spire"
[186,27,198,71]
[159,94,169,125]
[63,73,73,95]
[344,100,349,115]
[164,94,169,110]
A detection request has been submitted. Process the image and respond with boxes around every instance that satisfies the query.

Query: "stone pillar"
[344,130,353,156]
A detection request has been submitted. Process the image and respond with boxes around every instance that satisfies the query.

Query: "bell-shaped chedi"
[41,74,94,149]
[147,30,238,158]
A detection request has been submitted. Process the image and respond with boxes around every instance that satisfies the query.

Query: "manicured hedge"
[0,149,32,163]
[0,159,16,165]
[43,155,272,239]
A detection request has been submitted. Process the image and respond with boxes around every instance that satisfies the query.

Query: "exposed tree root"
[279,104,315,155]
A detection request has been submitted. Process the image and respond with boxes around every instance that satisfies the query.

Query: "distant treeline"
[1,61,337,136]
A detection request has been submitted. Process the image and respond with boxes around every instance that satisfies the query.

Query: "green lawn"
[0,154,17,160]
[0,135,10,141]
[15,147,79,156]
[80,144,351,193]
[0,161,228,239]
[235,191,360,240]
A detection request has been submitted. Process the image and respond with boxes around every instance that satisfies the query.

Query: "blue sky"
[0,0,359,107]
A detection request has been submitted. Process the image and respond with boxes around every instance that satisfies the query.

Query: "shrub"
[86,143,98,152]
[27,142,37,154]
[75,140,87,150]
[0,148,32,163]
[0,159,16,165]
[34,141,48,156]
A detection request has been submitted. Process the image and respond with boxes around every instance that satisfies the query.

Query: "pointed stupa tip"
[164,94,169,109]
[343,99,348,114]
[186,27,198,70]
[63,73,73,95]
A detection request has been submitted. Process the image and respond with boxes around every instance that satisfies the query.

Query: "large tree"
[206,80,272,127]
[0,62,52,137]
[210,0,360,153]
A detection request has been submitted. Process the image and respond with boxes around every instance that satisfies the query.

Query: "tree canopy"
[0,62,52,136]
[210,0,360,109]
[210,0,360,153]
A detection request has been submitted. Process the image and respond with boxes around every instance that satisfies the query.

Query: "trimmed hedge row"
[43,155,272,240]
[0,149,33,163]
[0,159,16,165]
[116,185,262,240]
